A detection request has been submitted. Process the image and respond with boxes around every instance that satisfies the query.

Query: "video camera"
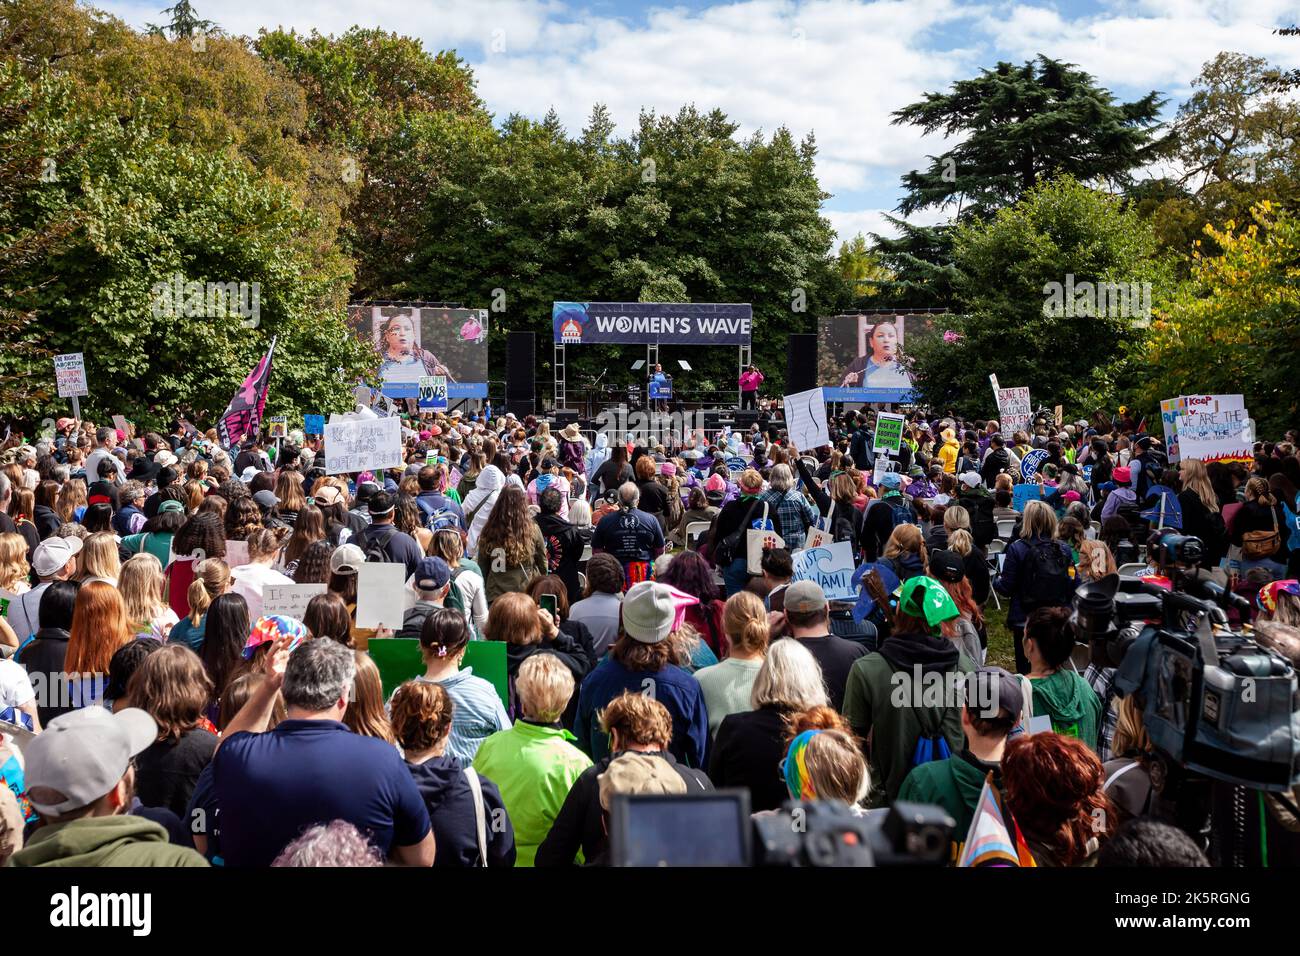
[1070,532,1300,794]
[608,792,954,867]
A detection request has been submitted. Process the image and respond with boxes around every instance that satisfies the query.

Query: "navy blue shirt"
[591,507,664,564]
[211,719,431,867]
[406,755,516,867]
[359,522,425,578]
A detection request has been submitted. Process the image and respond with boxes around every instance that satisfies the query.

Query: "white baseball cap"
[23,707,157,816]
[32,536,83,578]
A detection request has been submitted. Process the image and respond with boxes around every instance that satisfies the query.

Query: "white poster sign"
[262,583,327,621]
[782,387,829,451]
[324,416,403,475]
[996,386,1032,434]
[54,353,88,398]
[356,563,408,629]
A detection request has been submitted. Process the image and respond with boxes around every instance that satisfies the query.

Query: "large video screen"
[817,313,939,403]
[348,303,489,399]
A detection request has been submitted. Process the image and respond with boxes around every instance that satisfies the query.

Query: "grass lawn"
[983,600,1016,671]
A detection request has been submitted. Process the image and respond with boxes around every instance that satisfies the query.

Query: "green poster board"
[367,638,509,708]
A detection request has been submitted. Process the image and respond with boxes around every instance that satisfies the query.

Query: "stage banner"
[349,303,488,400]
[552,302,752,345]
[818,313,939,403]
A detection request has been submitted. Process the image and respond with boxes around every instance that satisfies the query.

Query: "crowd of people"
[0,401,1296,868]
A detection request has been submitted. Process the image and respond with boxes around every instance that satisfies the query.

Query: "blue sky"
[97,0,1300,242]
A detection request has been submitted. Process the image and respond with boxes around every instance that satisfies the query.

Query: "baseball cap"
[879,471,902,490]
[243,615,309,660]
[157,499,186,515]
[597,752,687,810]
[958,471,982,489]
[240,466,259,482]
[32,536,83,577]
[329,543,366,576]
[23,707,158,816]
[783,579,827,614]
[929,549,966,584]
[313,483,343,506]
[414,556,451,592]
[621,581,698,644]
[965,666,1023,722]
[253,489,279,509]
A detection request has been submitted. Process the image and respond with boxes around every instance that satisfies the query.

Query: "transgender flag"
[217,337,276,448]
[957,773,1036,868]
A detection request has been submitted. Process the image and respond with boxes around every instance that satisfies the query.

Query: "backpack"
[714,498,762,567]
[444,567,478,639]
[909,705,953,769]
[885,495,916,528]
[1019,539,1075,611]
[363,525,399,564]
[424,505,461,534]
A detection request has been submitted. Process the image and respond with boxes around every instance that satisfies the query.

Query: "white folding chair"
[1117,562,1148,576]
[995,518,1016,541]
[684,520,712,552]
[580,544,593,565]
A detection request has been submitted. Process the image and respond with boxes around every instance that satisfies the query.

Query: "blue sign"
[553,301,752,345]
[726,456,748,472]
[304,414,325,435]
[791,542,857,601]
[1020,449,1049,480]
[1012,483,1042,513]
[648,379,673,400]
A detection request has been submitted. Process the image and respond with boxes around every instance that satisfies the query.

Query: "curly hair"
[1002,733,1113,867]
[390,679,454,755]
[272,820,383,868]
[599,691,673,748]
[477,485,540,566]
[224,496,263,542]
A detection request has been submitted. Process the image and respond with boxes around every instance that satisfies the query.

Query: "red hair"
[1002,733,1113,866]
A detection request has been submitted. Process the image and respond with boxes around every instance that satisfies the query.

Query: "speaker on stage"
[787,334,817,394]
[735,410,760,429]
[505,331,535,417]
[552,409,579,426]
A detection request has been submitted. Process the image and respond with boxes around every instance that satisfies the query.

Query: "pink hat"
[1063,490,1081,503]
[704,474,726,493]
[660,462,677,477]
[1112,466,1131,484]
[419,430,432,441]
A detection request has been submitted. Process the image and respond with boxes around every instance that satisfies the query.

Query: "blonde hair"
[1178,459,1218,514]
[79,532,121,582]
[943,504,971,533]
[883,523,928,572]
[738,468,764,493]
[1020,499,1058,540]
[948,528,974,557]
[1111,695,1151,757]
[516,652,574,723]
[751,639,828,710]
[344,651,395,745]
[120,553,167,631]
[187,558,231,626]
[793,728,871,805]
[0,533,29,592]
[1077,539,1116,583]
[723,590,769,655]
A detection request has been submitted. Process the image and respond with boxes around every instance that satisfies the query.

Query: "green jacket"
[897,750,1000,838]
[1030,670,1102,751]
[472,719,592,867]
[843,650,976,807]
[7,815,208,867]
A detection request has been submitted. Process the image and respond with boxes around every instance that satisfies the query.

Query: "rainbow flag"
[957,773,1036,867]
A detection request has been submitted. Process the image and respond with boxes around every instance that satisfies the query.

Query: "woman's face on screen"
[870,322,898,362]
[383,315,416,358]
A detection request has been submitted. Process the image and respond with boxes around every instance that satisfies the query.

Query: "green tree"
[1143,202,1300,434]
[876,56,1166,307]
[908,177,1171,418]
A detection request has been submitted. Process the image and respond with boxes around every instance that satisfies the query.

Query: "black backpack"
[1019,539,1075,611]
[363,525,399,564]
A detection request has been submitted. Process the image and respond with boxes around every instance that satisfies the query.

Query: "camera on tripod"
[608,792,953,867]
[1070,533,1300,793]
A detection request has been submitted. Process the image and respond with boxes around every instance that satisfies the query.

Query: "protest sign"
[783,387,829,450]
[1020,449,1049,481]
[1054,405,1063,430]
[1174,395,1252,463]
[1012,483,1042,513]
[418,375,448,411]
[791,541,857,601]
[262,583,327,621]
[996,386,1031,435]
[873,412,906,455]
[267,416,288,439]
[872,456,899,488]
[54,353,88,399]
[303,414,325,435]
[356,563,408,629]
[224,539,249,568]
[1159,397,1185,463]
[324,416,403,475]
[989,373,1000,406]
